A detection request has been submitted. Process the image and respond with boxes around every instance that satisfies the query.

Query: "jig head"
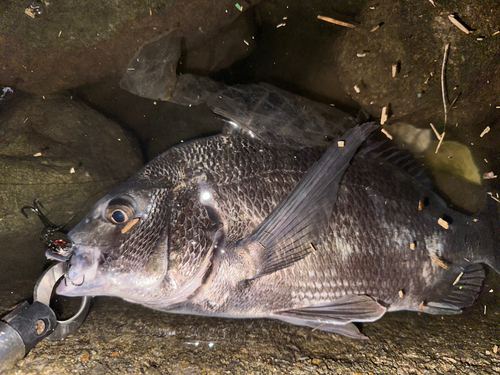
[21,199,74,261]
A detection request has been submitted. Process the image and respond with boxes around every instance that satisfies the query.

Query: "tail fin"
[476,196,500,274]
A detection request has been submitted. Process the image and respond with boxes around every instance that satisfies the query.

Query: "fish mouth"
[56,246,101,296]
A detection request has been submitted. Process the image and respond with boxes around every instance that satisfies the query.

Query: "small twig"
[453,272,464,285]
[381,106,389,125]
[428,253,450,270]
[435,132,446,153]
[311,323,327,332]
[441,43,451,129]
[448,92,461,110]
[381,128,393,140]
[430,123,442,140]
[317,15,356,28]
[448,14,471,34]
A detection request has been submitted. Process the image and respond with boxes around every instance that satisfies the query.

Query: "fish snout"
[56,246,100,296]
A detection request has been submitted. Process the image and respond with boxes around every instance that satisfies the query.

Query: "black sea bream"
[56,123,500,339]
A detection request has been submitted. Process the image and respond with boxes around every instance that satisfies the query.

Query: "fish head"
[56,182,175,303]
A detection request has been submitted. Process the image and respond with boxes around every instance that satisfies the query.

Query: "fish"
[54,122,500,339]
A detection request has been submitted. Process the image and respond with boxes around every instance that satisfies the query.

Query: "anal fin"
[425,263,486,314]
[270,295,386,339]
[275,316,368,340]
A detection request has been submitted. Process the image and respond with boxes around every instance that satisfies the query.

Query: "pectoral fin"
[239,123,378,279]
[271,295,387,339]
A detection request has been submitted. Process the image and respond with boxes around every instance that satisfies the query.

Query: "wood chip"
[353,85,361,93]
[398,290,404,298]
[391,63,398,78]
[428,253,450,269]
[33,152,42,157]
[493,31,500,36]
[121,218,140,234]
[484,305,487,315]
[418,200,425,211]
[452,272,464,285]
[380,106,389,125]
[381,128,393,140]
[310,243,317,252]
[317,15,356,28]
[58,30,62,37]
[480,126,491,137]
[371,23,383,32]
[276,23,286,28]
[448,14,471,34]
[438,217,449,229]
[337,140,345,148]
[410,242,416,250]
[483,172,498,180]
[494,345,498,354]
[25,8,36,18]
[419,301,425,310]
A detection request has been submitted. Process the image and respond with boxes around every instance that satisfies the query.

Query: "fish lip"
[56,245,101,296]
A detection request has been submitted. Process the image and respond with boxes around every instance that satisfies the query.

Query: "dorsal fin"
[358,137,433,189]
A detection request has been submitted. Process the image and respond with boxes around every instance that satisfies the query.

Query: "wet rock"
[335,0,500,142]
[0,92,142,292]
[119,29,182,101]
[181,10,256,75]
[214,0,367,112]
[0,0,262,95]
[335,0,500,204]
[384,121,485,212]
[74,80,223,160]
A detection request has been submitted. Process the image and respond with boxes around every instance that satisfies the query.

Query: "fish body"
[56,123,499,338]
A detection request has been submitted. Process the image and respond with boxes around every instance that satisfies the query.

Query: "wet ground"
[1,0,499,373]
[1,273,499,374]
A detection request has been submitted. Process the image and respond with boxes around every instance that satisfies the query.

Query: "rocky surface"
[334,0,500,195]
[0,93,142,296]
[0,0,499,374]
[0,0,260,95]
[1,272,499,374]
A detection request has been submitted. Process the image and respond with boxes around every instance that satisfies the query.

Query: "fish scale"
[56,125,500,339]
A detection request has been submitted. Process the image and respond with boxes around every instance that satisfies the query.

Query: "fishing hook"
[63,258,85,286]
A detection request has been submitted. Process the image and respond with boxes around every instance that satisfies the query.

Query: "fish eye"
[105,198,135,225]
